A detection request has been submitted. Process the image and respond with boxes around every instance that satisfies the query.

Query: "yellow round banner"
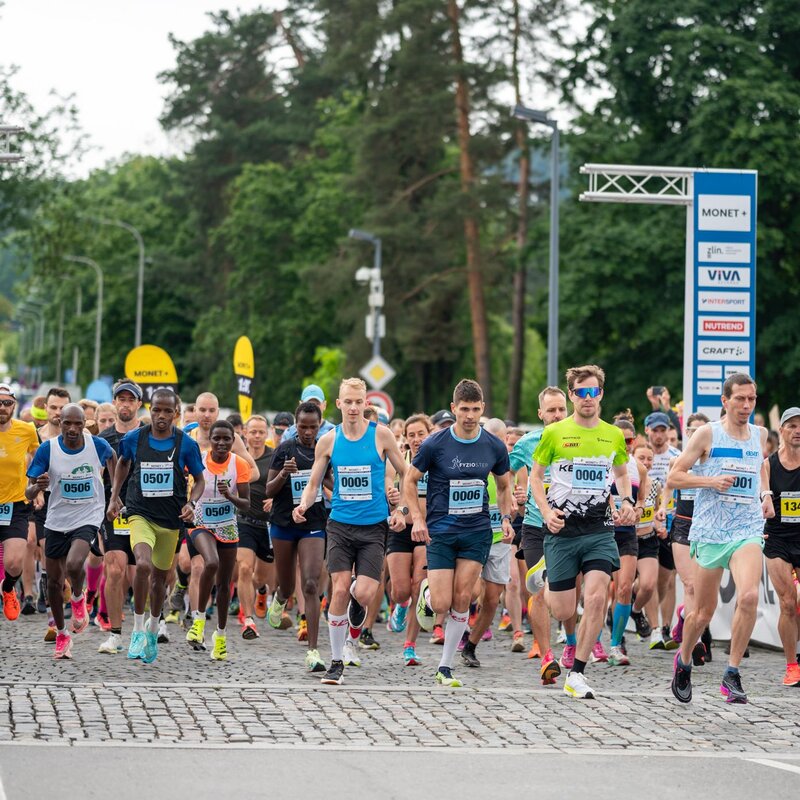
[125,345,179,406]
[233,336,255,421]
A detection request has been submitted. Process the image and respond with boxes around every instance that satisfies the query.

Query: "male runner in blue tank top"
[404,379,514,688]
[293,377,408,685]
[669,373,773,704]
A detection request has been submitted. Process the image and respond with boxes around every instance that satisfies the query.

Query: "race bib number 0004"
[572,458,608,497]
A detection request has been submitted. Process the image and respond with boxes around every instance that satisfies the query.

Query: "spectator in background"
[270,411,295,449]
[30,395,48,429]
[78,398,99,421]
[96,403,117,432]
[227,412,244,437]
[646,386,681,440]
[765,429,779,457]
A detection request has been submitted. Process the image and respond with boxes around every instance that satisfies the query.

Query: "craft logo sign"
[697,340,750,362]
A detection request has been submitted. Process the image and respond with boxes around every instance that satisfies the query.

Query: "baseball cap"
[644,412,671,429]
[431,409,456,427]
[377,409,390,425]
[780,407,800,427]
[301,384,325,403]
[272,411,295,428]
[0,382,15,398]
[113,381,143,400]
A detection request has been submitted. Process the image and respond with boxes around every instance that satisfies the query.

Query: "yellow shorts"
[129,515,179,571]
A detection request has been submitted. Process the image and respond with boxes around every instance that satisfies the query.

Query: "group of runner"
[1,367,798,704]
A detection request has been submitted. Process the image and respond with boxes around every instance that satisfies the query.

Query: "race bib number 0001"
[141,461,174,498]
[448,479,484,516]
[572,457,609,497]
[720,462,758,504]
[291,469,322,506]
[780,491,800,523]
[338,465,372,502]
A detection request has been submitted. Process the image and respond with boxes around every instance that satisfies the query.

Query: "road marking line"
[0,766,7,800]
[748,758,800,776]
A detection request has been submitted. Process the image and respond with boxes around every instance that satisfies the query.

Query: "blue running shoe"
[127,631,146,660]
[403,644,421,666]
[141,630,159,663]
[387,603,408,633]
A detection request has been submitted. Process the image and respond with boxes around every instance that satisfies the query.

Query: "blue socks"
[725,665,739,676]
[566,632,577,647]
[611,603,631,648]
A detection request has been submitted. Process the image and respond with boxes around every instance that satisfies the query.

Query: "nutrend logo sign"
[697,241,750,263]
[698,316,750,337]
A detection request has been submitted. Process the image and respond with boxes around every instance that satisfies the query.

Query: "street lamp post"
[64,255,104,381]
[348,228,383,359]
[512,104,560,387]
[18,307,44,385]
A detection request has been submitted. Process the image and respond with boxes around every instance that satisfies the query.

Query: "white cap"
[780,407,800,427]
[0,382,16,398]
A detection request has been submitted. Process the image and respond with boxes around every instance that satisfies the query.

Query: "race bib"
[113,515,131,536]
[291,470,322,506]
[417,473,428,498]
[448,479,484,516]
[680,488,696,501]
[720,462,758,504]
[141,461,174,497]
[489,504,502,532]
[572,458,608,497]
[201,498,235,525]
[0,502,12,526]
[637,505,655,529]
[780,491,800,523]
[60,474,93,504]
[338,465,372,502]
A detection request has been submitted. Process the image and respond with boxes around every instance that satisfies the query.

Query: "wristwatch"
[396,505,409,516]
[620,497,635,507]
[760,490,773,500]
[501,514,513,523]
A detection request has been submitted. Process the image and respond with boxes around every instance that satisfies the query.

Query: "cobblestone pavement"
[1,613,799,753]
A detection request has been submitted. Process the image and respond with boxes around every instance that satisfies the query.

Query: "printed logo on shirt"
[450,456,490,470]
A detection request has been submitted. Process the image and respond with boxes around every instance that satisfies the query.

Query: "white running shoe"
[343,639,361,667]
[563,671,595,699]
[98,632,123,654]
[157,619,170,643]
[608,645,630,666]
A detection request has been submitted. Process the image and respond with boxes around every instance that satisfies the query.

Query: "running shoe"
[70,595,88,634]
[457,631,469,652]
[527,639,542,659]
[347,582,367,630]
[692,641,706,666]
[321,659,344,685]
[98,633,123,654]
[671,604,685,643]
[186,617,206,650]
[268,595,293,629]
[54,632,73,659]
[435,667,463,688]
[297,617,308,642]
[416,579,435,633]
[142,630,158,663]
[608,645,630,666]
[540,650,561,685]
[168,584,186,613]
[94,612,111,631]
[461,642,480,668]
[701,627,713,662]
[662,627,679,651]
[556,625,566,644]
[2,589,20,621]
[560,644,576,670]
[723,642,750,658]
[305,648,326,673]
[403,644,421,666]
[498,612,512,632]
[164,610,180,625]
[649,629,666,650]
[430,624,445,645]
[481,628,493,642]
[671,653,692,703]
[229,595,240,616]
[525,556,546,592]
[37,576,48,613]
[590,640,608,663]
[242,620,259,640]
[511,631,525,653]
[210,630,227,661]
[343,639,361,667]
[157,619,170,643]
[127,630,146,660]
[254,589,268,619]
[631,608,652,639]
[359,628,380,650]
[782,662,800,687]
[563,671,595,699]
[387,603,408,633]
[720,671,747,704]
[21,595,36,616]
[44,624,56,642]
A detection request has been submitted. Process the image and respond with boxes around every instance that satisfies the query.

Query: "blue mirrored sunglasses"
[572,387,602,399]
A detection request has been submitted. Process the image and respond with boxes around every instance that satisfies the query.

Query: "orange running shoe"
[297,617,308,642]
[2,589,20,621]
[498,613,512,632]
[540,649,561,685]
[431,624,445,645]
[254,590,267,619]
[511,630,525,652]
[527,639,542,659]
[783,662,800,687]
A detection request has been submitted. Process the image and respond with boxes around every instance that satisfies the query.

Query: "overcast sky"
[0,0,277,175]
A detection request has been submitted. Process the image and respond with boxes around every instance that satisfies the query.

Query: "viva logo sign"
[698,266,750,288]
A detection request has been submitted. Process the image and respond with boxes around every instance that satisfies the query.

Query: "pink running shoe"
[671,604,685,644]
[481,628,493,642]
[54,632,73,659]
[560,644,576,670]
[591,640,609,663]
[71,594,89,634]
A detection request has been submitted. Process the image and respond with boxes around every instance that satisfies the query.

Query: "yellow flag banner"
[125,345,179,406]
[233,336,255,421]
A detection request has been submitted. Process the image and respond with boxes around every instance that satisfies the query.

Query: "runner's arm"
[232,433,259,480]
[107,456,130,518]
[760,429,775,518]
[667,426,732,491]
[403,465,430,543]
[494,471,516,543]
[227,481,251,512]
[296,432,333,515]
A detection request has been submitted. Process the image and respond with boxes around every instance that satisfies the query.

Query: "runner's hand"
[710,474,735,492]
[292,503,307,524]
[218,483,233,500]
[386,486,401,506]
[762,494,775,519]
[281,458,298,476]
[262,498,273,513]
[107,496,122,521]
[655,508,666,523]
[388,508,405,532]
[33,493,45,511]
[655,525,668,540]
[179,503,195,523]
[500,518,515,543]
[410,517,430,544]
[33,472,50,492]
[544,508,565,533]
[513,484,527,506]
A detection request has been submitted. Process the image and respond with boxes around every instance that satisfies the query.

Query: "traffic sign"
[365,390,394,418]
[360,354,396,390]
